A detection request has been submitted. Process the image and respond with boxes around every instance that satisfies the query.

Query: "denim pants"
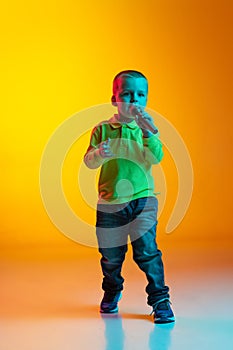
[96,196,170,306]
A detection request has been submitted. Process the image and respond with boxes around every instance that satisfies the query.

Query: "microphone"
[130,106,158,134]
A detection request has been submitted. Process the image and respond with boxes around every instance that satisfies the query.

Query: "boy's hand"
[131,106,158,137]
[98,138,115,158]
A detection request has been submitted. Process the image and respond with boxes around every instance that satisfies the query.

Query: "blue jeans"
[96,197,170,306]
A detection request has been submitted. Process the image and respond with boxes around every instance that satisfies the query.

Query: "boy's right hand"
[98,138,115,158]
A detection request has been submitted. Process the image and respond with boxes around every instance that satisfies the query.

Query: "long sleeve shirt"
[84,114,163,204]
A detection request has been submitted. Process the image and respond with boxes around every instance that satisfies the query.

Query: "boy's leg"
[129,197,170,306]
[99,245,128,292]
[96,203,129,292]
[131,223,170,305]
[96,203,130,313]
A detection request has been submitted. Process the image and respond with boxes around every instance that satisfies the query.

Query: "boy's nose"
[130,93,138,103]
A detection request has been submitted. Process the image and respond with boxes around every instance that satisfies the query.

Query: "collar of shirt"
[108,114,138,130]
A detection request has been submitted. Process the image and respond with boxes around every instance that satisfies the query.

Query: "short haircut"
[112,70,148,95]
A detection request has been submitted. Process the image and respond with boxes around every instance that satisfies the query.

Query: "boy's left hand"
[133,108,157,137]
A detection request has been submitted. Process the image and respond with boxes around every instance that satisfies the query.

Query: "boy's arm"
[143,132,164,164]
[84,127,114,169]
[134,110,164,164]
[84,147,105,169]
[133,109,163,164]
[83,127,104,169]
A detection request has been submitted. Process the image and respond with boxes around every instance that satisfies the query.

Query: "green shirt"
[84,114,163,204]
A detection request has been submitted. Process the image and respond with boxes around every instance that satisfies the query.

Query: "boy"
[84,70,175,323]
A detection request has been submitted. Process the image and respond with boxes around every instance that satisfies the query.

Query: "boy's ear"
[111,95,117,106]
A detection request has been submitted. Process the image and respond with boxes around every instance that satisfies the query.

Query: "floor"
[1,239,233,350]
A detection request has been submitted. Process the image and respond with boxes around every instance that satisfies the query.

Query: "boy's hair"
[112,70,148,95]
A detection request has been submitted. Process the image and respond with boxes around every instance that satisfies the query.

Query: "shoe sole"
[100,307,119,314]
[154,317,175,324]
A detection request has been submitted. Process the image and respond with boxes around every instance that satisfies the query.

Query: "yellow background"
[1,0,233,249]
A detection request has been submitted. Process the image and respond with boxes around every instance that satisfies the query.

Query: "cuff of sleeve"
[143,133,160,146]
[93,149,105,165]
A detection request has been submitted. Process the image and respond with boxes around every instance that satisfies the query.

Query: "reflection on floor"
[0,239,233,350]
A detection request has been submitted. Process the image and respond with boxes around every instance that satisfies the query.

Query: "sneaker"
[100,291,122,313]
[152,298,175,324]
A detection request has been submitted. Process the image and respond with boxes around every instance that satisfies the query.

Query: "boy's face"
[112,76,148,120]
